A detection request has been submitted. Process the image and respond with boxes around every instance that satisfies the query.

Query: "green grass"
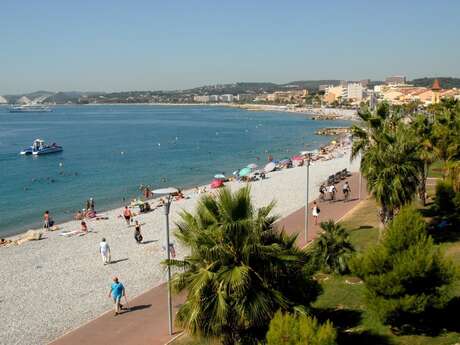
[173,196,460,345]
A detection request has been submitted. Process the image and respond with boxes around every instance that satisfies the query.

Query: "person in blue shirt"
[108,276,125,315]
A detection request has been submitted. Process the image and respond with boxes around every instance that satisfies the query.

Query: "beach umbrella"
[239,167,252,177]
[291,155,303,161]
[247,163,258,170]
[264,162,276,173]
[214,174,226,180]
[210,179,224,189]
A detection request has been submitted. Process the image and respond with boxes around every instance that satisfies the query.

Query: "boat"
[9,95,53,113]
[9,104,52,113]
[20,139,63,155]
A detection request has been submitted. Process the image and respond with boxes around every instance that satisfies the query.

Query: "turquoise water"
[0,105,350,236]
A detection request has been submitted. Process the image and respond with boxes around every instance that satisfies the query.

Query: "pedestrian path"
[50,173,366,345]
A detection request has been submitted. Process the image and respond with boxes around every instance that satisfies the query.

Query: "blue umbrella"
[214,174,226,180]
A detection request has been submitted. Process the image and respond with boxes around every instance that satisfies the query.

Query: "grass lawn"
[172,194,460,345]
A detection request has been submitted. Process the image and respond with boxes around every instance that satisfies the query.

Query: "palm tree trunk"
[419,161,427,206]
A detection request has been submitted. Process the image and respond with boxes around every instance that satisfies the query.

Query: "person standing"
[123,206,132,225]
[342,181,351,202]
[108,277,125,316]
[134,221,143,244]
[43,210,54,229]
[89,197,95,211]
[312,201,320,225]
[99,238,111,264]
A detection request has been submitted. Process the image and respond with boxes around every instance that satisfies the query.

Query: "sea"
[0,105,351,237]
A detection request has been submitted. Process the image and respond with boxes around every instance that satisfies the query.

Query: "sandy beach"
[1,145,359,345]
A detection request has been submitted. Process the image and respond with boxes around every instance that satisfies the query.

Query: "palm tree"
[361,125,422,226]
[167,187,320,345]
[412,114,436,205]
[350,102,400,161]
[311,220,354,274]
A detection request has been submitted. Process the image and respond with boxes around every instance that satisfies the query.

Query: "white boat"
[9,95,53,113]
[9,104,52,113]
[20,139,63,155]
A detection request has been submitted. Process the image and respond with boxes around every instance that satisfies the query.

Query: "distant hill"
[410,77,460,89]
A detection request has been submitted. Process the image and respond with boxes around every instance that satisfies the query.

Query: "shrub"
[351,206,456,330]
[265,311,337,345]
[311,221,355,274]
[434,181,456,217]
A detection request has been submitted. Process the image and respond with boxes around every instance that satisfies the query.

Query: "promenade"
[50,173,364,345]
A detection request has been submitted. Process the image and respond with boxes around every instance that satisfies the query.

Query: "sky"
[1,0,459,94]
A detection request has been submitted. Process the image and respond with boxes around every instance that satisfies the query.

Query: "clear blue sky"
[1,0,459,94]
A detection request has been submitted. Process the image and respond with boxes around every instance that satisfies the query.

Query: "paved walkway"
[50,173,365,345]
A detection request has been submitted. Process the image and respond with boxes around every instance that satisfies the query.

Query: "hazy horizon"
[1,0,459,94]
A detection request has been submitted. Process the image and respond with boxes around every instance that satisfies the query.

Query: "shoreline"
[24,102,359,120]
[1,136,350,243]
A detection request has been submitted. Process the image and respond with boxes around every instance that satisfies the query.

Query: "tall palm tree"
[412,114,436,205]
[361,125,422,226]
[311,220,355,274]
[167,187,320,345]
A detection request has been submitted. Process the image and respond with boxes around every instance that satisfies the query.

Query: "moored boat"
[20,139,63,155]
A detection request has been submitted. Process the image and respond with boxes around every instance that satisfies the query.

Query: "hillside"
[411,77,460,88]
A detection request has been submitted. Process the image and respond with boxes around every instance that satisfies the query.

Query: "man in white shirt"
[99,238,111,265]
[328,184,336,201]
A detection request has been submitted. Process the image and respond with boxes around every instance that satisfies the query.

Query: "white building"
[347,83,365,101]
[0,96,7,104]
[219,94,234,102]
[209,95,219,102]
[193,95,210,103]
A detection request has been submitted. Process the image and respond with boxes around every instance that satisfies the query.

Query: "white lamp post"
[304,152,312,243]
[153,187,178,336]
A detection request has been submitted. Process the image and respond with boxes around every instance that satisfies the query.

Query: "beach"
[0,143,359,345]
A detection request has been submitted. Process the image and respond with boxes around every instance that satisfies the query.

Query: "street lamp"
[304,152,313,243]
[153,187,179,336]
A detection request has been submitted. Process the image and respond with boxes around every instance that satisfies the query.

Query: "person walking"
[342,181,351,202]
[134,220,143,244]
[319,184,326,202]
[108,276,125,316]
[123,206,132,225]
[312,201,320,225]
[99,238,111,264]
[328,184,337,201]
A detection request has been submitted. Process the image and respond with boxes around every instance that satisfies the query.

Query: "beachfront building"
[219,94,234,102]
[0,95,8,104]
[266,90,308,103]
[347,83,365,102]
[193,95,211,103]
[323,85,346,104]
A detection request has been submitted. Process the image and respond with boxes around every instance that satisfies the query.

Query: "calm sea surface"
[0,105,350,236]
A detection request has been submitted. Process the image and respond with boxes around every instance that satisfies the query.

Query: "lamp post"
[304,153,312,243]
[153,187,179,336]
